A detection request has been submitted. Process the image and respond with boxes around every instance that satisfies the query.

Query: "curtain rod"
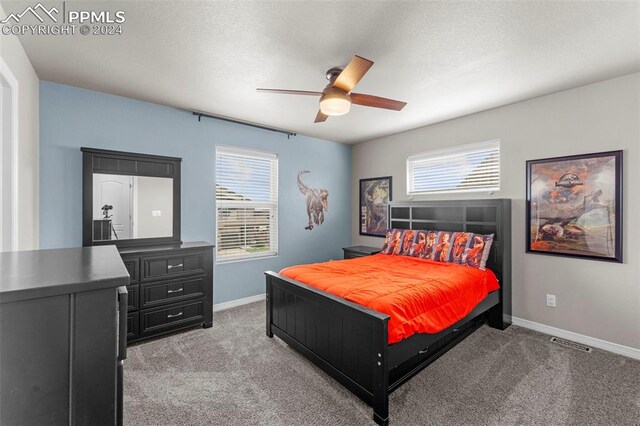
[191,111,297,139]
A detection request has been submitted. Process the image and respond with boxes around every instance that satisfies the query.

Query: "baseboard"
[213,293,266,312]
[512,316,640,361]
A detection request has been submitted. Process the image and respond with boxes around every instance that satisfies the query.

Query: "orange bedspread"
[280,254,500,344]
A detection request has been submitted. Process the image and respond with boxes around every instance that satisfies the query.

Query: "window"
[407,140,500,195]
[215,146,278,262]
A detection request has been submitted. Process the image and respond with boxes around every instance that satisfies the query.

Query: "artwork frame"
[359,176,392,237]
[526,150,622,263]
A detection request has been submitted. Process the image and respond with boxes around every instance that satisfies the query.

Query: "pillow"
[383,228,494,270]
[399,229,416,255]
[409,230,439,259]
[381,229,405,255]
[430,231,454,263]
[449,232,494,270]
[380,229,417,256]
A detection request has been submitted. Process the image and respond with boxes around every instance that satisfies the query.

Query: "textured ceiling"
[9,0,640,144]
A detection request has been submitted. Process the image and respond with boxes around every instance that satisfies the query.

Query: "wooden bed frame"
[265,199,512,425]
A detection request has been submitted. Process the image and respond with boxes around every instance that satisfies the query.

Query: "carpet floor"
[124,301,640,425]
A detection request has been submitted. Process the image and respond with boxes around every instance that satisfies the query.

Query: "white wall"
[352,73,640,350]
[0,4,39,250]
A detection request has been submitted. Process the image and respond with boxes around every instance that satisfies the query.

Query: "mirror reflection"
[92,173,173,241]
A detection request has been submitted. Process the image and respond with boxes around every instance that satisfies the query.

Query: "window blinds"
[215,146,278,262]
[407,140,500,194]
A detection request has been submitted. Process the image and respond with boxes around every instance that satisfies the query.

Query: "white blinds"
[407,140,500,194]
[215,146,278,262]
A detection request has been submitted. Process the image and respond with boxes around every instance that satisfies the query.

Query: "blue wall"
[39,81,351,304]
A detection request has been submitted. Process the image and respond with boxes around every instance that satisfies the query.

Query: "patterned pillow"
[381,229,405,255]
[409,230,439,259]
[430,232,455,263]
[399,229,416,255]
[384,228,494,270]
[448,232,494,270]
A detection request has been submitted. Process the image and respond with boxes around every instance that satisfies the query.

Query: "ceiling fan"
[257,55,407,123]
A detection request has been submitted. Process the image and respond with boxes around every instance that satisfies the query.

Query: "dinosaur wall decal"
[297,171,329,231]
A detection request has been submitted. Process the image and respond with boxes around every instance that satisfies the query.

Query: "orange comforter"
[280,254,500,344]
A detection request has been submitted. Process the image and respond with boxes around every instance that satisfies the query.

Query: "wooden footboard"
[266,199,511,425]
[265,271,391,425]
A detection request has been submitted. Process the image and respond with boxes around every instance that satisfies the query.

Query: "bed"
[265,199,511,425]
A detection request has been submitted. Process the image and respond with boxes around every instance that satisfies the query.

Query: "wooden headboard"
[388,199,512,321]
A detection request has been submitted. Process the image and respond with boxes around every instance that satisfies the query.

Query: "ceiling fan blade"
[332,55,374,92]
[314,110,329,123]
[257,88,322,96]
[350,93,407,111]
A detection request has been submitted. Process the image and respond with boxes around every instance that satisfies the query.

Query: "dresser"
[81,148,215,343]
[0,246,129,425]
[118,241,214,342]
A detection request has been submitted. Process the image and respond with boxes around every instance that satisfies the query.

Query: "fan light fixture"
[256,55,407,123]
[319,88,351,116]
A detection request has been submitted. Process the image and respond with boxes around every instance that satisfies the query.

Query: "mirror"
[82,147,181,247]
[92,173,173,241]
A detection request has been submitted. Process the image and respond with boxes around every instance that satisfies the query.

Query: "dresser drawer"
[141,277,204,309]
[127,311,139,341]
[141,252,205,282]
[127,284,139,312]
[141,300,204,336]
[122,257,139,284]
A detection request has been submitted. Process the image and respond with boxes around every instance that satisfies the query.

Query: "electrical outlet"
[152,210,162,217]
[546,294,557,308]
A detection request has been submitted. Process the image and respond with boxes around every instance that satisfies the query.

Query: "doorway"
[0,61,17,252]
[93,173,135,240]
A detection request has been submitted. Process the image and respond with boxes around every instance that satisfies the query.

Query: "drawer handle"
[167,288,183,294]
[167,264,183,270]
[419,347,429,354]
[167,312,183,319]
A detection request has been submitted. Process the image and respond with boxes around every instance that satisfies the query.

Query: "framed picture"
[359,176,392,237]
[526,150,622,262]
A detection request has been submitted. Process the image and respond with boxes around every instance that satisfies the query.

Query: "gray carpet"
[124,301,640,425]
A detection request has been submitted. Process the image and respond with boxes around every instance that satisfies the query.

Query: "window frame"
[406,140,501,195]
[215,145,278,264]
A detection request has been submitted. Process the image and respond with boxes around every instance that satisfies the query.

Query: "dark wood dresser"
[0,246,129,425]
[81,148,214,344]
[118,241,214,342]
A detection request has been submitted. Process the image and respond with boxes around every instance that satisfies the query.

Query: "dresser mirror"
[82,148,182,247]
[92,174,173,241]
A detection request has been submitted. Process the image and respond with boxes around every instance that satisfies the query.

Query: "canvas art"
[297,170,329,231]
[359,176,392,237]
[526,150,622,262]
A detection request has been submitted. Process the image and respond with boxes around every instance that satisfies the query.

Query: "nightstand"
[342,245,382,259]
